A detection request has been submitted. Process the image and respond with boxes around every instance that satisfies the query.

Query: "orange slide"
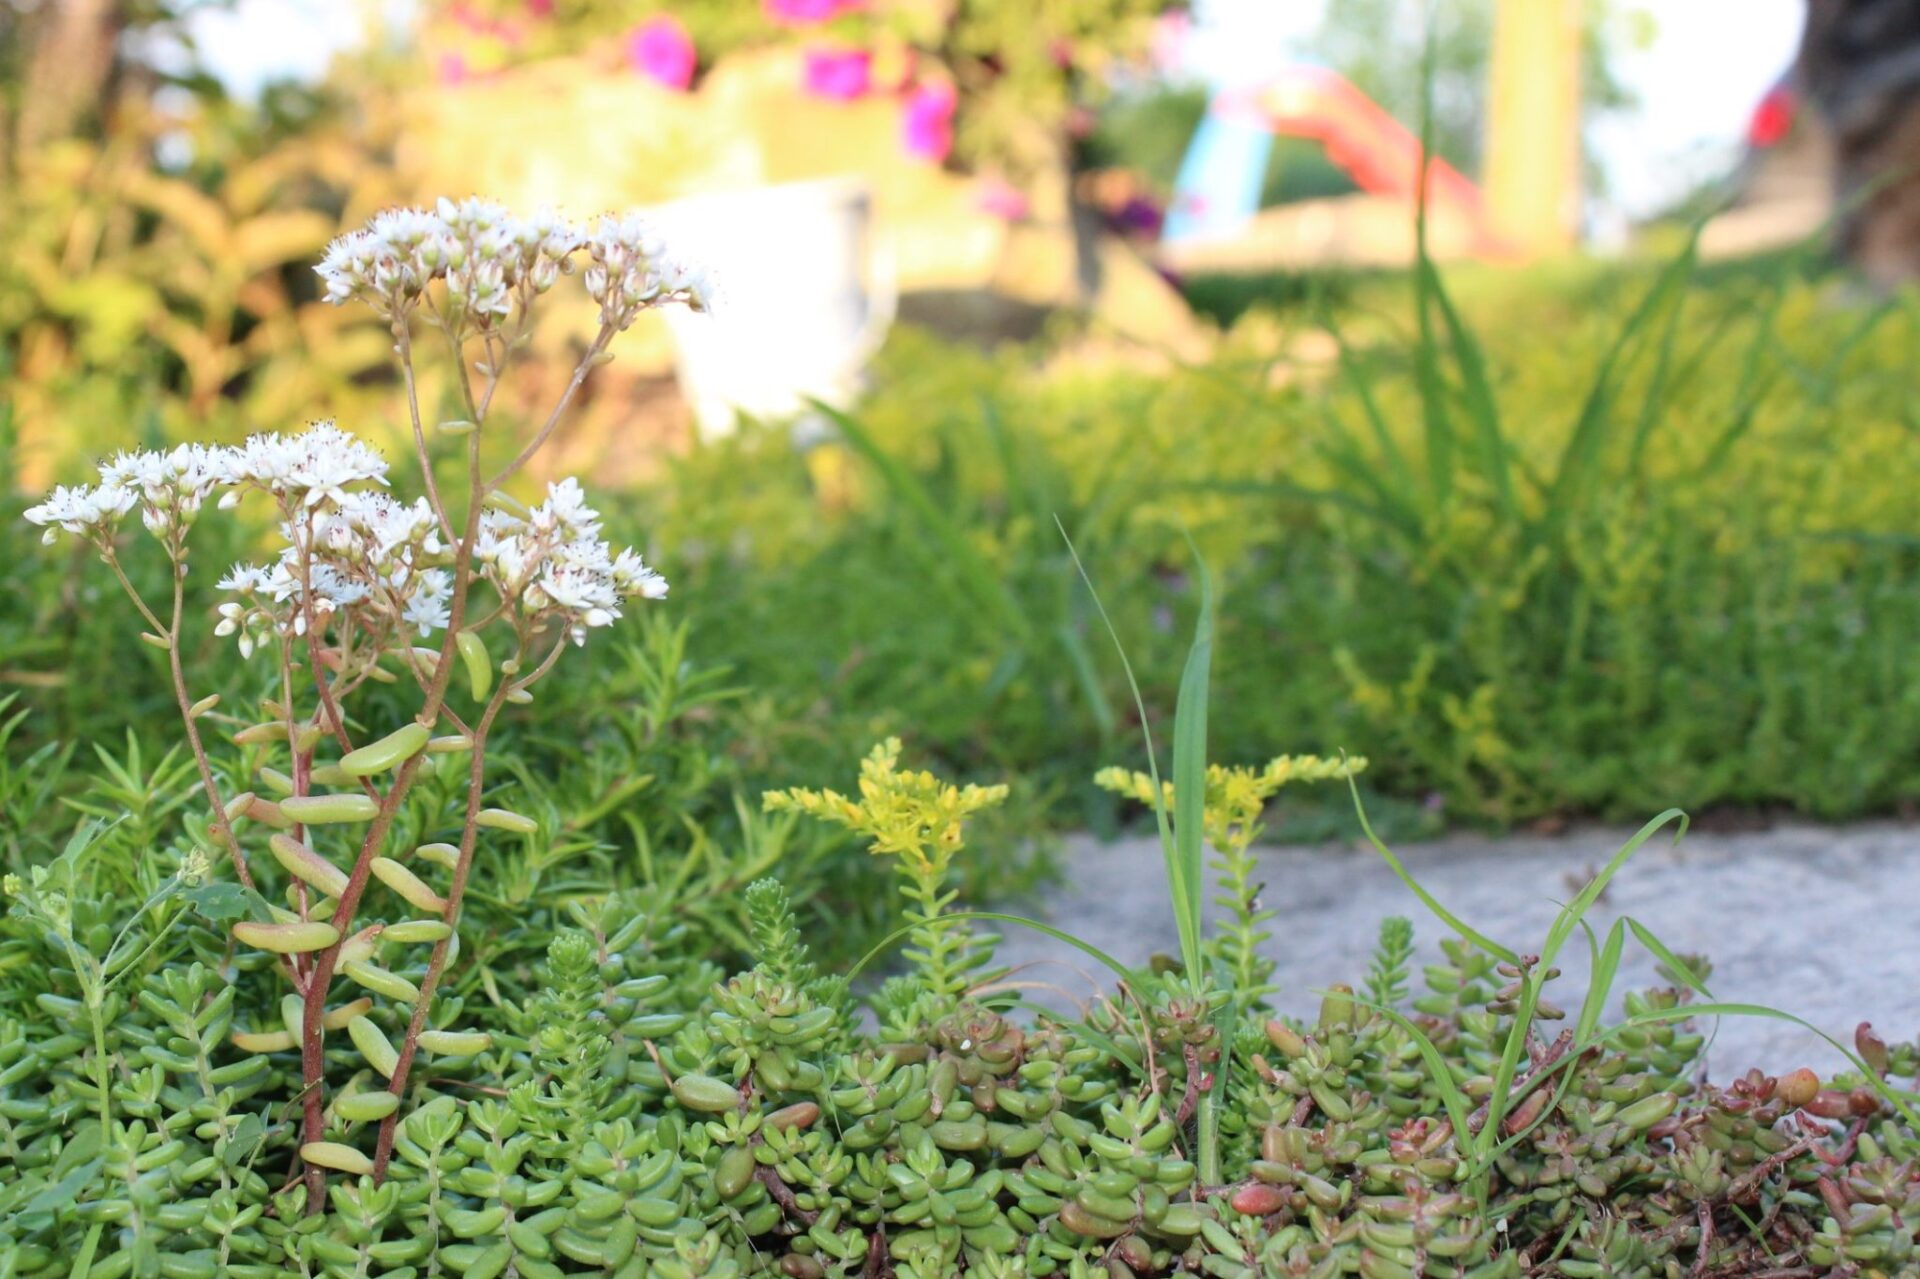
[1199,65,1508,256]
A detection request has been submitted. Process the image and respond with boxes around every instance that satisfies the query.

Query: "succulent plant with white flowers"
[23,196,706,1199]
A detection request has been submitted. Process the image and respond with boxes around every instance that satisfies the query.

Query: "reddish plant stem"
[295,316,600,1203]
[297,751,427,1201]
[145,560,256,892]
[372,630,567,1179]
[293,338,496,1209]
[369,697,504,1178]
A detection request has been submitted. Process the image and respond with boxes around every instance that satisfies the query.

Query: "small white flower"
[226,422,388,508]
[612,548,669,599]
[23,481,135,542]
[584,213,710,329]
[217,564,273,593]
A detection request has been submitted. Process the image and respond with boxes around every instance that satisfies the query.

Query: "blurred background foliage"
[4,0,1920,951]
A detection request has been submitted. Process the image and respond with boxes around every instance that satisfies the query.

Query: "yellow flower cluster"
[1093,754,1368,849]
[764,737,1009,874]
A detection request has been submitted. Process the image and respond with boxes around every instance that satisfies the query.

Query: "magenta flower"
[803,45,872,100]
[765,0,859,26]
[975,178,1029,222]
[901,80,956,163]
[626,15,696,92]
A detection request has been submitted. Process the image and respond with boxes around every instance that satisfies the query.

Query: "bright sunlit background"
[187,0,1807,220]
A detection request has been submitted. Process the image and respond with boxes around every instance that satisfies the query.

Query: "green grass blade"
[1346,992,1476,1145]
[1055,619,1117,739]
[1170,545,1214,989]
[1623,917,1716,1003]
[1547,236,1700,527]
[1346,773,1517,964]
[1540,809,1688,966]
[1609,1002,1920,1130]
[1574,919,1627,1047]
[1411,21,1455,517]
[814,400,1035,646]
[1060,519,1178,869]
[1422,262,1516,525]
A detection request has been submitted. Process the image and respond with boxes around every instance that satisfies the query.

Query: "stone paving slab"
[992,822,1920,1076]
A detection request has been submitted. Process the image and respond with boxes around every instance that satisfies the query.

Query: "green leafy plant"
[15,196,708,1202]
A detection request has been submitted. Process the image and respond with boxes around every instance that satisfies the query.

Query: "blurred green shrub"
[612,246,1920,827]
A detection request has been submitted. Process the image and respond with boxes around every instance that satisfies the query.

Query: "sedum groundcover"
[4,202,1920,1279]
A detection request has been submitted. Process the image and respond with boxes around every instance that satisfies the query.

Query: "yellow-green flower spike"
[268,833,350,899]
[384,919,454,943]
[475,808,537,835]
[233,920,339,954]
[300,1141,374,1176]
[415,842,461,869]
[763,737,1010,874]
[370,857,447,912]
[343,959,420,1005]
[339,722,431,778]
[231,1029,297,1053]
[335,1091,401,1122]
[281,793,381,824]
[456,630,493,700]
[347,1015,400,1078]
[417,1029,491,1056]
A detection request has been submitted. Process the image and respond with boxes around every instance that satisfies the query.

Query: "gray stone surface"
[991,822,1920,1075]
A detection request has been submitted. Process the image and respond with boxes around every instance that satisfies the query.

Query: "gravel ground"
[992,821,1920,1075]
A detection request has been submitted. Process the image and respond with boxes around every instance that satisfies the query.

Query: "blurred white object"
[653,177,894,439]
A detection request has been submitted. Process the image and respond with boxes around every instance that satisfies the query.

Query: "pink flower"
[765,0,858,26]
[525,0,554,15]
[627,15,696,92]
[901,80,956,163]
[447,2,488,34]
[803,45,872,100]
[437,52,470,86]
[975,178,1029,221]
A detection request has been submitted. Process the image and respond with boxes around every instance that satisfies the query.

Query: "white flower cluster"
[25,421,668,659]
[24,443,238,547]
[223,421,390,509]
[316,199,710,330]
[215,486,455,657]
[25,422,397,553]
[474,478,668,646]
[582,212,715,331]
